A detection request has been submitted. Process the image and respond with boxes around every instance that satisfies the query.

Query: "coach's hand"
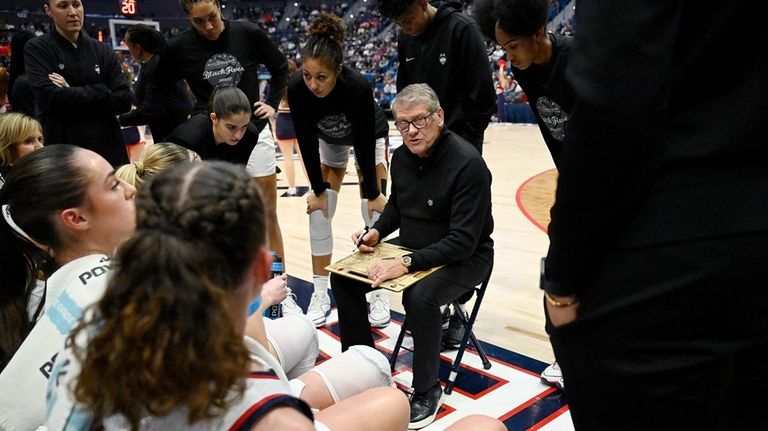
[368,257,407,288]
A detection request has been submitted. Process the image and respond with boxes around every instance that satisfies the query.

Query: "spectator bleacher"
[1,0,574,122]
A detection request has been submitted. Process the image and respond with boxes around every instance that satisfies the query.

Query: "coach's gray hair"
[392,83,441,116]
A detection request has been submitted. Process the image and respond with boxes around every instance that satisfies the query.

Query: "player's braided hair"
[71,162,267,428]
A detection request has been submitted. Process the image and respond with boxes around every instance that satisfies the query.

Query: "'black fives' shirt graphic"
[317,113,353,143]
[203,53,245,87]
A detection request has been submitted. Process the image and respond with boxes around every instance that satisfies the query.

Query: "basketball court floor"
[273,123,575,429]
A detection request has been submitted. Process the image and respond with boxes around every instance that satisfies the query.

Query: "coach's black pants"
[331,252,492,393]
[549,232,768,430]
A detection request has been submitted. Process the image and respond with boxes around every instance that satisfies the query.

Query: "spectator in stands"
[118,25,194,141]
[8,31,35,116]
[44,161,410,431]
[0,145,136,429]
[0,66,8,113]
[474,0,575,389]
[537,0,768,429]
[333,83,494,429]
[155,0,289,266]
[0,112,44,188]
[376,0,496,154]
[288,13,390,329]
[24,0,132,166]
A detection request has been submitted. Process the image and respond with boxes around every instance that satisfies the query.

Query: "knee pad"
[310,345,393,403]
[360,199,382,227]
[309,189,338,256]
[265,315,320,379]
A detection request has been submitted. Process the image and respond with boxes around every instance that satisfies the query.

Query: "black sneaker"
[442,309,467,350]
[408,382,444,429]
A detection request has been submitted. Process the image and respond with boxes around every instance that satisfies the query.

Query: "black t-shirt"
[165,113,258,165]
[155,21,288,132]
[287,65,380,199]
[512,33,574,167]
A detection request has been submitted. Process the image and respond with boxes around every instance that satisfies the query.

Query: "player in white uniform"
[43,161,409,430]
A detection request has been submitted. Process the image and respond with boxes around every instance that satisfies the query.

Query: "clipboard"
[325,243,442,292]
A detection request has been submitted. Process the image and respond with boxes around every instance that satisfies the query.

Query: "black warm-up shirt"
[396,1,496,150]
[287,65,380,199]
[373,129,494,272]
[165,113,258,165]
[155,21,288,133]
[25,30,132,166]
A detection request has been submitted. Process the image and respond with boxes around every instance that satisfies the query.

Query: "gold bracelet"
[544,292,579,308]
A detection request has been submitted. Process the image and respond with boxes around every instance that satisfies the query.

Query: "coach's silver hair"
[392,83,441,116]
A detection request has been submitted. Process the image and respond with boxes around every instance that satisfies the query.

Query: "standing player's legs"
[248,126,285,265]
[354,137,391,328]
[306,139,348,327]
[276,137,299,195]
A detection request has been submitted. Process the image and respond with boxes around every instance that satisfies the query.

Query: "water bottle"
[264,252,284,319]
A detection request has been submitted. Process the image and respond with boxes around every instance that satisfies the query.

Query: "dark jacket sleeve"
[455,23,495,145]
[348,87,381,200]
[152,39,183,90]
[24,38,130,115]
[100,45,132,115]
[119,58,165,127]
[544,0,680,296]
[372,151,403,237]
[409,156,492,271]
[395,40,408,92]
[253,28,288,110]
[288,83,327,196]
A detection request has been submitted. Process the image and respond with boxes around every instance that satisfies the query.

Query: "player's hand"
[352,228,380,253]
[306,191,328,217]
[368,257,407,288]
[253,101,276,119]
[261,274,288,307]
[48,73,69,88]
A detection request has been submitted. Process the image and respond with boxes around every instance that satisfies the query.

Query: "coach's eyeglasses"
[394,111,437,133]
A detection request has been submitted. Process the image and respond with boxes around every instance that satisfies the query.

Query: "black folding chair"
[389,264,493,395]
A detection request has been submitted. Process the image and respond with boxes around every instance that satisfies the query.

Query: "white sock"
[313,275,329,294]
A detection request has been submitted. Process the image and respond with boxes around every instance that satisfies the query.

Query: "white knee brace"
[310,345,393,403]
[360,199,382,227]
[264,314,320,380]
[309,189,338,256]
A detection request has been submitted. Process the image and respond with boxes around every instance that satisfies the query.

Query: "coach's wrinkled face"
[395,102,444,158]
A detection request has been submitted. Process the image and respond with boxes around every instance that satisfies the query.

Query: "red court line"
[498,387,558,422]
[515,169,555,233]
[528,404,570,431]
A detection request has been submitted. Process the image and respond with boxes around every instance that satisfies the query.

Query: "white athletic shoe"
[368,290,391,328]
[307,291,331,327]
[541,361,562,386]
[281,287,303,316]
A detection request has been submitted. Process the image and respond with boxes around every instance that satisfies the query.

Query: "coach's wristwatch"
[400,255,413,271]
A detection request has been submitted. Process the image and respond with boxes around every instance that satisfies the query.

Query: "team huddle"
[1,0,767,430]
